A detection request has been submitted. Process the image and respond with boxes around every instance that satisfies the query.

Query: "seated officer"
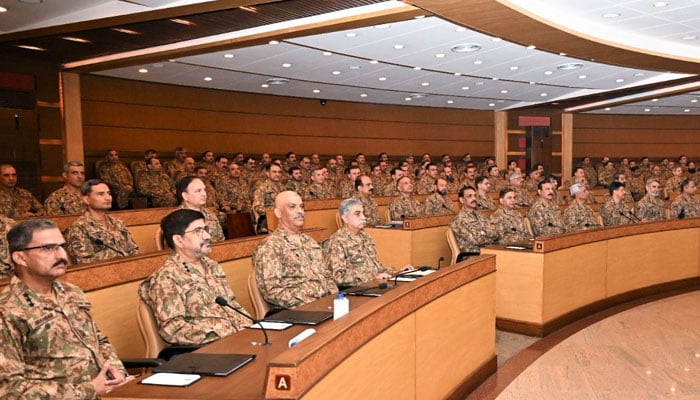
[252,191,337,309]
[449,186,498,254]
[139,209,250,345]
[0,219,129,398]
[325,198,404,287]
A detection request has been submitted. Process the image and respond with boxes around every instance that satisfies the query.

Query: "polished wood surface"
[482,218,700,336]
[106,255,497,400]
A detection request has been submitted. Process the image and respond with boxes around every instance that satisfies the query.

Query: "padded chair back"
[248,272,270,320]
[524,216,535,237]
[335,212,343,229]
[155,227,167,251]
[385,209,393,223]
[137,297,167,359]
[446,228,460,265]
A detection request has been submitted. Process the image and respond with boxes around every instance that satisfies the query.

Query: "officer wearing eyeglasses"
[0,219,129,398]
[138,209,250,345]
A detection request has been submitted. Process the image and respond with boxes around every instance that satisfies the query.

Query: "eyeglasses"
[181,226,210,236]
[19,243,70,252]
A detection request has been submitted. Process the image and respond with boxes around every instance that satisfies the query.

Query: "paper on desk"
[250,321,292,330]
[140,372,201,387]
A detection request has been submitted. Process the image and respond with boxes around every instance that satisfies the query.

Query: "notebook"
[263,309,333,325]
[153,353,255,377]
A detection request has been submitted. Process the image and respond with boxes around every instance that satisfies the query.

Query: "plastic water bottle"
[333,292,349,320]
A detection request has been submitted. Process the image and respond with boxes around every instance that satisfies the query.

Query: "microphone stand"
[343,283,389,296]
[393,266,429,286]
[215,296,270,346]
[93,238,126,256]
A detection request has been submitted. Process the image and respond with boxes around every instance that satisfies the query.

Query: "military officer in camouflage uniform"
[139,209,249,345]
[635,178,666,222]
[670,179,700,219]
[527,180,567,237]
[416,163,439,195]
[423,178,456,216]
[64,180,139,264]
[388,176,423,220]
[0,219,129,398]
[449,186,498,254]
[338,166,361,198]
[194,167,226,225]
[172,156,196,183]
[460,165,477,190]
[303,168,333,200]
[598,161,616,188]
[285,167,305,196]
[370,164,387,196]
[523,169,542,192]
[0,215,16,277]
[490,188,531,244]
[563,184,600,232]
[487,165,508,194]
[98,149,134,210]
[252,191,337,309]
[663,166,684,200]
[508,171,534,208]
[164,146,188,180]
[252,163,284,219]
[136,158,177,207]
[0,164,44,217]
[325,198,402,287]
[176,176,224,242]
[217,163,251,213]
[44,161,87,216]
[382,167,404,197]
[600,182,635,227]
[474,176,496,210]
[442,166,460,194]
[352,175,380,226]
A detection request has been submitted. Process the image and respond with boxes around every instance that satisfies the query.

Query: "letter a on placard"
[275,375,291,391]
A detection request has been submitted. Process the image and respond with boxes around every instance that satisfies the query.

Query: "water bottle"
[333,292,349,320]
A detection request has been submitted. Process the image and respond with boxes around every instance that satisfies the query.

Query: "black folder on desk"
[153,353,255,377]
[263,309,333,325]
[342,285,393,297]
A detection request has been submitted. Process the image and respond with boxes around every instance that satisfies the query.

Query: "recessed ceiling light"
[414,15,425,19]
[170,18,195,26]
[605,107,611,111]
[510,66,519,70]
[473,60,483,65]
[684,109,691,112]
[203,77,212,81]
[559,52,567,56]
[360,93,368,98]
[62,36,91,43]
[223,54,234,58]
[544,71,553,75]
[345,32,357,38]
[492,77,499,81]
[261,84,269,88]
[492,37,502,42]
[644,108,651,112]
[0,6,6,12]
[410,93,427,99]
[634,72,645,77]
[393,44,404,49]
[529,81,535,85]
[332,71,341,75]
[138,68,148,73]
[312,89,320,93]
[447,100,454,104]
[527,45,536,50]
[266,78,289,85]
[557,62,584,70]
[16,44,46,51]
[112,27,141,35]
[435,53,445,58]
[414,66,422,71]
[421,82,429,86]
[461,86,469,90]
[651,98,659,102]
[450,43,482,53]
[323,51,333,56]
[501,90,508,94]
[268,40,279,45]
[682,35,697,40]
[369,60,379,64]
[603,12,621,18]
[475,82,484,86]
[691,99,698,103]
[616,78,625,82]
[488,103,495,107]
[540,93,548,97]
[454,72,462,76]
[378,77,387,81]
[282,63,291,68]
[455,27,467,32]
[653,2,668,7]
[374,24,391,29]
[578,75,587,79]
[405,97,412,101]
[349,65,360,70]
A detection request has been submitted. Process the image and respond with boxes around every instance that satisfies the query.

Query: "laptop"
[153,353,255,377]
[263,309,333,325]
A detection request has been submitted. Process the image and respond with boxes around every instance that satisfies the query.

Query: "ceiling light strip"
[564,81,700,113]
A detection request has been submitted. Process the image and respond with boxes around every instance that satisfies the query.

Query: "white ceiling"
[1,0,699,114]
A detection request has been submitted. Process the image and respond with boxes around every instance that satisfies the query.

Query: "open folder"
[153,353,255,377]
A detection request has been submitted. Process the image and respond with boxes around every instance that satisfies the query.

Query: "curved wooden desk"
[107,256,496,400]
[481,218,700,336]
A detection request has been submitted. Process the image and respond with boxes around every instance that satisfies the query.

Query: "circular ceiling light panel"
[450,43,482,53]
[265,78,289,85]
[557,62,584,70]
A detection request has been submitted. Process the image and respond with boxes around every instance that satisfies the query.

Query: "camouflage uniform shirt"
[0,276,125,399]
[0,187,44,217]
[285,180,305,197]
[303,182,333,200]
[252,180,283,216]
[415,176,435,195]
[423,193,455,216]
[0,216,16,277]
[670,193,700,219]
[98,162,134,209]
[252,229,337,309]
[64,212,139,264]
[177,205,224,242]
[136,171,177,207]
[352,194,380,227]
[338,180,355,199]
[449,208,498,253]
[527,198,566,237]
[44,187,87,216]
[634,195,666,222]
[139,253,249,345]
[216,175,251,212]
[599,199,634,227]
[388,196,423,221]
[324,226,394,287]
[475,192,495,210]
[563,200,600,232]
[490,207,530,244]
